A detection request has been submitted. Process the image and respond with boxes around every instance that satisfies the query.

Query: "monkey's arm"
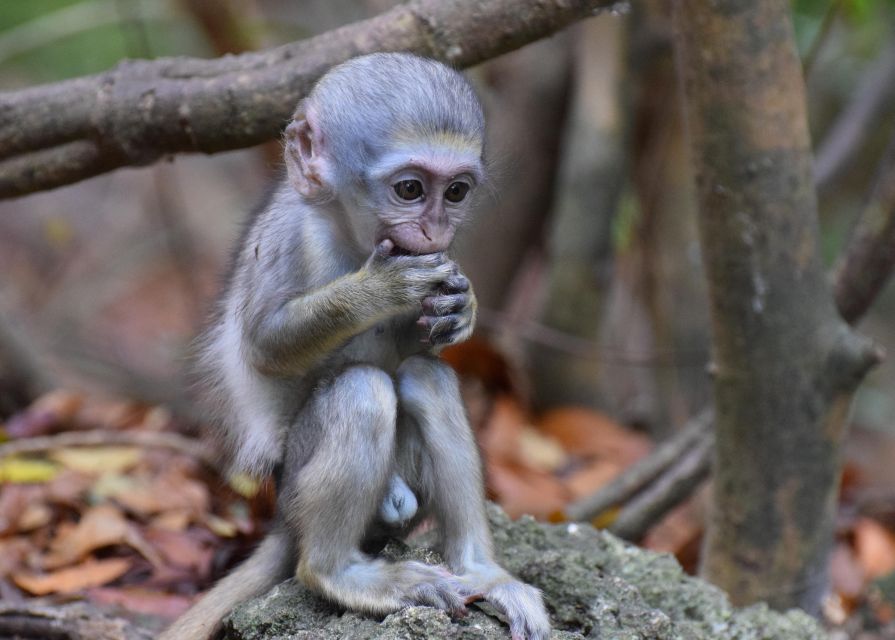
[248,250,454,376]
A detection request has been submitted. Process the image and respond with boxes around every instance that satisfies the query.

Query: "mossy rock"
[222,505,828,640]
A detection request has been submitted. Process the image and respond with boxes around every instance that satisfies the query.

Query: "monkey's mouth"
[389,245,421,256]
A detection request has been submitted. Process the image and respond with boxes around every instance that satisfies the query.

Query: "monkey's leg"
[281,365,465,616]
[396,356,551,640]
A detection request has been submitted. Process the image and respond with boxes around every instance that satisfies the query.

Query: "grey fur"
[165,53,548,640]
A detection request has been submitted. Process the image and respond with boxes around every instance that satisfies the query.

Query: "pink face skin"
[371,143,484,255]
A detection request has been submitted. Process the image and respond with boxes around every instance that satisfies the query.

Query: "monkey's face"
[366,141,484,255]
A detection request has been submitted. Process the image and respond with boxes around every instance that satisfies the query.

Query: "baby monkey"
[161,53,550,640]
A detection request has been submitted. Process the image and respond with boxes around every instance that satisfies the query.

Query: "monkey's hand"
[418,266,477,347]
[365,240,456,313]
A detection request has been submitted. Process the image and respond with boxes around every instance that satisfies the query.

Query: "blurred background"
[1,0,895,637]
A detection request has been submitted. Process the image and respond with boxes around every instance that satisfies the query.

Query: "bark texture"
[0,0,615,199]
[673,0,883,612]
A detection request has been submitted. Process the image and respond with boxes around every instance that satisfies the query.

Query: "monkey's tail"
[159,529,293,640]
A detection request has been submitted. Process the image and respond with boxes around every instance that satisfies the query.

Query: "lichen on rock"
[221,505,828,640]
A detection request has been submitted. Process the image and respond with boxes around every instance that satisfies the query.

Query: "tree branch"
[0,0,616,200]
[564,409,712,522]
[834,131,895,324]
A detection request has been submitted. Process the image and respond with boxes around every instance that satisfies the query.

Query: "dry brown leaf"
[87,586,193,619]
[5,390,83,438]
[539,407,651,465]
[487,460,571,520]
[0,537,33,578]
[17,503,53,532]
[830,542,865,603]
[642,494,706,574]
[144,527,213,573]
[13,557,131,595]
[0,484,44,535]
[44,504,162,569]
[517,427,567,472]
[45,469,93,506]
[109,470,209,519]
[854,517,895,579]
[565,461,624,499]
[441,338,515,394]
[479,395,527,465]
[151,510,192,532]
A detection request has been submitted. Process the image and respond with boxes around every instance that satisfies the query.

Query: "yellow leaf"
[204,514,237,538]
[50,447,141,474]
[228,473,260,498]
[0,457,60,483]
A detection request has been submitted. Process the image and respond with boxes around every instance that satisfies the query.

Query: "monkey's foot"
[395,561,468,616]
[303,559,467,619]
[455,570,550,640]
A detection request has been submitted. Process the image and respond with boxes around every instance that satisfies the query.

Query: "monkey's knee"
[397,356,460,412]
[325,365,397,435]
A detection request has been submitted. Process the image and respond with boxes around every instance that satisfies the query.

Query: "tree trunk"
[673,0,883,613]
[530,15,627,409]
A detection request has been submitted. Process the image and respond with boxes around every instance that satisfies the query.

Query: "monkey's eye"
[394,180,424,201]
[444,181,470,203]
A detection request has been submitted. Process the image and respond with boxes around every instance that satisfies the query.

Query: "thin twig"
[814,40,895,191]
[565,408,713,522]
[834,130,895,324]
[609,433,712,540]
[802,0,843,78]
[0,429,218,471]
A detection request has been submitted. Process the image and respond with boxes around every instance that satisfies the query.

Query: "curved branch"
[834,131,895,324]
[0,0,616,199]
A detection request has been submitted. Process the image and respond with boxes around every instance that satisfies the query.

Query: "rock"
[222,505,828,640]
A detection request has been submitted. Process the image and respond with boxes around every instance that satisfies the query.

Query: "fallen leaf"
[0,457,60,483]
[110,471,209,518]
[441,338,515,394]
[539,407,651,465]
[0,537,32,578]
[0,484,44,534]
[479,395,527,465]
[50,447,141,474]
[151,510,191,532]
[17,503,53,532]
[228,473,260,498]
[830,542,865,603]
[487,460,570,520]
[13,557,131,595]
[5,390,83,438]
[517,427,567,472]
[565,461,624,499]
[854,517,895,579]
[144,527,213,573]
[44,469,93,507]
[204,514,238,538]
[87,586,193,619]
[44,504,162,569]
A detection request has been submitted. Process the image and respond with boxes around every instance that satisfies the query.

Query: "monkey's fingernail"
[464,593,484,604]
[376,239,395,255]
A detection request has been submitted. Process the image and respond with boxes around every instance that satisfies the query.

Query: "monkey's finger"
[375,239,395,256]
[442,273,470,293]
[422,294,468,316]
[418,315,460,341]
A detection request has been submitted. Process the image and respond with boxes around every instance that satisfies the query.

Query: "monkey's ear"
[284,104,330,199]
